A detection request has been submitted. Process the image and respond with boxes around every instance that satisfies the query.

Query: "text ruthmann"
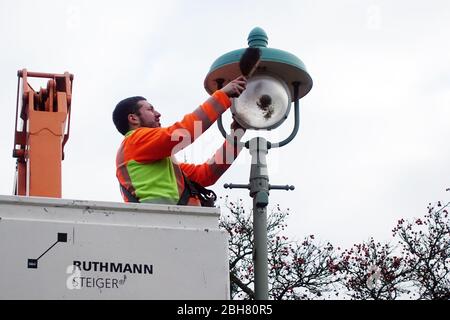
[73,260,153,274]
[67,260,154,290]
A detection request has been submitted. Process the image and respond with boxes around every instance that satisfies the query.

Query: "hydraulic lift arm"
[13,69,74,198]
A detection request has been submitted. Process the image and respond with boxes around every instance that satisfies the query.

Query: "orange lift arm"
[13,69,74,198]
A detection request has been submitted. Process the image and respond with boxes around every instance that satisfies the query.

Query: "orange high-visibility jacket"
[116,90,242,205]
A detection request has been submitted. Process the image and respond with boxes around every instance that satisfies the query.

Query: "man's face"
[135,100,161,128]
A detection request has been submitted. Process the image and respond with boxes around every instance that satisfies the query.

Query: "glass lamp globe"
[231,73,291,130]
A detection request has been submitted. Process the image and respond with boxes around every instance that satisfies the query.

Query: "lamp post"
[204,27,313,300]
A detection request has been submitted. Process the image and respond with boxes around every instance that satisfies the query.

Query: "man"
[113,76,247,205]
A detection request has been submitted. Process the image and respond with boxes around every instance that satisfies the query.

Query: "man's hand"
[221,76,247,98]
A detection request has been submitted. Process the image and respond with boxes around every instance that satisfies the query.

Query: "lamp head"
[204,27,313,130]
[231,73,291,130]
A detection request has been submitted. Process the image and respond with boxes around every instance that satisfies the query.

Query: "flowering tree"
[338,199,450,300]
[268,234,340,300]
[219,195,450,300]
[338,238,410,300]
[219,197,340,300]
[393,201,450,300]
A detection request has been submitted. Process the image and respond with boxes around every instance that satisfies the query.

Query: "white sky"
[0,0,449,248]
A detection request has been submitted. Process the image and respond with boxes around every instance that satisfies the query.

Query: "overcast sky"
[0,0,449,248]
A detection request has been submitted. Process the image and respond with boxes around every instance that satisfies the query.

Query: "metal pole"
[253,203,268,300]
[218,82,298,300]
[248,137,269,300]
[224,136,295,300]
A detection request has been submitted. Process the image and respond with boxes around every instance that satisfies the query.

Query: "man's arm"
[127,77,247,163]
[179,121,246,187]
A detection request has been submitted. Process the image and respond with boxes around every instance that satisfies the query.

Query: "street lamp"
[204,27,313,300]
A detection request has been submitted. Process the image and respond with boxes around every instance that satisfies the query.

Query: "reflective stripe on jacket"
[116,90,241,205]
